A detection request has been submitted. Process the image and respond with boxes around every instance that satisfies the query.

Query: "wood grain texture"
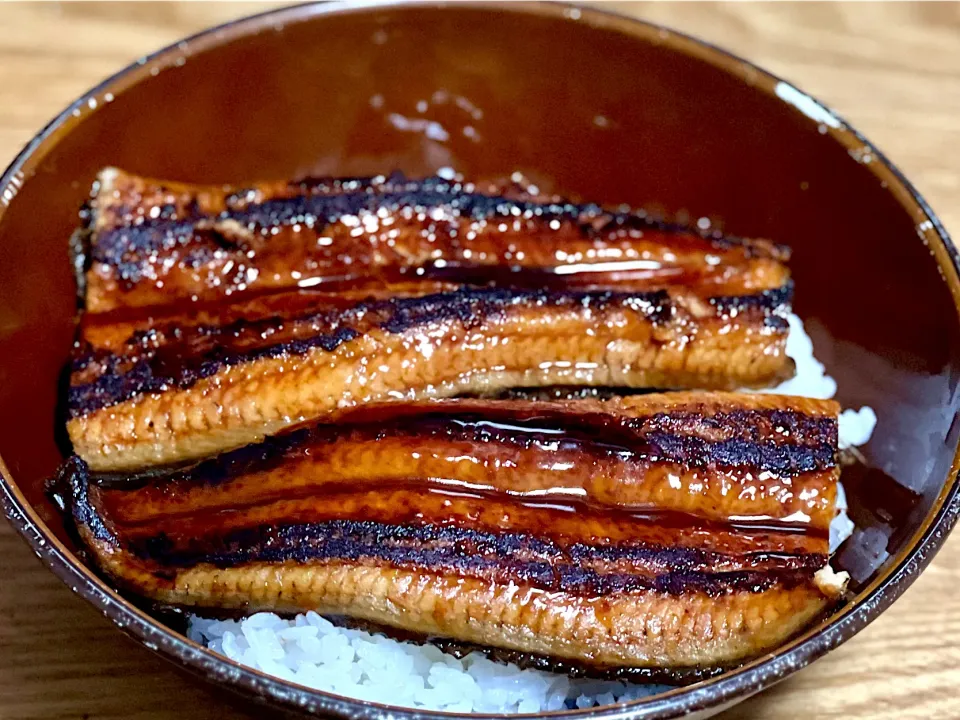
[0,2,958,719]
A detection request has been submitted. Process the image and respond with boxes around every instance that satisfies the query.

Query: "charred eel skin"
[91,394,841,530]
[69,169,795,471]
[67,283,793,471]
[77,168,790,313]
[57,393,847,671]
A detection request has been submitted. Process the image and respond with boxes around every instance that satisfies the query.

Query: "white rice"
[188,612,668,713]
[187,312,875,712]
[837,407,878,451]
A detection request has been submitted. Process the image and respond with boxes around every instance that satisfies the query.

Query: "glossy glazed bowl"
[1,2,958,718]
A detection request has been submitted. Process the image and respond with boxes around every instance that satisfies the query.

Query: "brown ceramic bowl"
[1,2,958,718]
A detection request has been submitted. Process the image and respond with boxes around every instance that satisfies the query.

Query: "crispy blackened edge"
[126,519,823,598]
[51,456,113,543]
[710,281,793,329]
[642,432,835,474]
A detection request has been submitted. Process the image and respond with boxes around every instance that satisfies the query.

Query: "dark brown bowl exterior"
[1,2,958,718]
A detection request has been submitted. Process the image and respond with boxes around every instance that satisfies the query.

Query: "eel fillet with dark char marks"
[56,393,848,672]
[68,283,793,471]
[77,168,789,313]
[68,169,795,471]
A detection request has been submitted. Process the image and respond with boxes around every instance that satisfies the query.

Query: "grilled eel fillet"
[77,168,789,313]
[68,282,793,471]
[56,393,847,672]
[68,170,795,471]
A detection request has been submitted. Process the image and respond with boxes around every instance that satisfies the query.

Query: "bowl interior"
[1,2,958,717]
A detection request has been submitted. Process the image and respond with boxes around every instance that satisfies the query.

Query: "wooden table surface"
[1,2,959,719]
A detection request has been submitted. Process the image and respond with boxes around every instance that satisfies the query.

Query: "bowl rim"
[1,1,959,719]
